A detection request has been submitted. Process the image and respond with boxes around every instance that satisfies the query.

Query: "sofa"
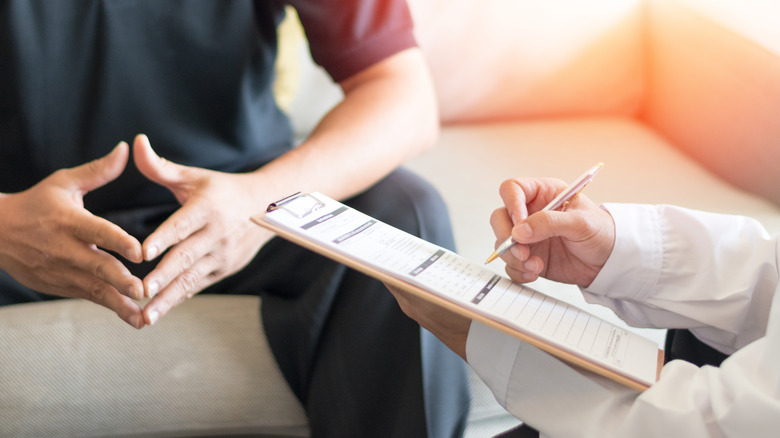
[3,0,780,436]
[404,0,780,434]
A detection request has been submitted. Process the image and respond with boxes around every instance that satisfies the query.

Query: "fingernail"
[147,280,159,298]
[130,282,144,300]
[125,246,141,263]
[128,314,143,329]
[515,223,533,240]
[147,309,160,326]
[146,245,158,261]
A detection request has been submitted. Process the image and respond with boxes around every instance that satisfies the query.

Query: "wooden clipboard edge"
[252,212,657,392]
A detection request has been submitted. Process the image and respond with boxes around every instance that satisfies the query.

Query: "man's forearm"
[250,48,439,205]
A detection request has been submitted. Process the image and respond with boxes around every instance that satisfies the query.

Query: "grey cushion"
[0,295,309,437]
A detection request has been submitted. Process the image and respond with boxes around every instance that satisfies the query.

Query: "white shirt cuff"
[585,203,663,303]
[466,320,523,407]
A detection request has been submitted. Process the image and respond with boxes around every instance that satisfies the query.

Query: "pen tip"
[485,252,499,264]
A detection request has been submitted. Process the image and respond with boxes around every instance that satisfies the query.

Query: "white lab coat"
[466,204,780,438]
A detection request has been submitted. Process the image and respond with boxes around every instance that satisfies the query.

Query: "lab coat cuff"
[585,203,663,303]
[466,320,523,407]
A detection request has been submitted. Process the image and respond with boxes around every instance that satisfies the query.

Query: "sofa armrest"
[642,0,780,205]
[0,296,308,438]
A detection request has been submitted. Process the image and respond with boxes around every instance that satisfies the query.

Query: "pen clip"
[560,183,590,211]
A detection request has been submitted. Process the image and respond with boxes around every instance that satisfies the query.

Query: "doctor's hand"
[489,177,615,288]
[132,135,274,325]
[0,143,145,328]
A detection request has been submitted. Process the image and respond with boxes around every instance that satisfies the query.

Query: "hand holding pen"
[485,162,615,287]
[486,163,605,264]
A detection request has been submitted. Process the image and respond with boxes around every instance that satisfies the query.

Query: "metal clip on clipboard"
[267,192,326,218]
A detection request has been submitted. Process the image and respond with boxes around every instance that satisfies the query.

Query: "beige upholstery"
[409,0,647,124]
[0,296,308,437]
[407,118,780,268]
[643,0,780,205]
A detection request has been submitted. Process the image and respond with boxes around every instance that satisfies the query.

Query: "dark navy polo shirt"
[0,0,416,214]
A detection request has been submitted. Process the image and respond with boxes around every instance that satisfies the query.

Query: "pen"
[485,162,604,264]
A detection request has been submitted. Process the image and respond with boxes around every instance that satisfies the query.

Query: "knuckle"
[84,158,111,186]
[216,233,230,247]
[67,213,94,240]
[86,280,109,302]
[49,168,68,184]
[534,215,558,238]
[205,271,222,285]
[540,211,555,226]
[92,258,109,280]
[172,219,191,241]
[489,208,505,225]
[173,247,197,269]
[213,236,232,254]
[91,221,121,248]
[204,253,230,279]
[85,158,102,175]
[174,270,200,295]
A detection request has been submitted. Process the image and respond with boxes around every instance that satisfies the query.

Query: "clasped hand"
[0,135,271,328]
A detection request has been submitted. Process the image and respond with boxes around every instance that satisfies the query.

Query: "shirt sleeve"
[465,204,780,437]
[583,203,778,354]
[289,0,417,83]
[467,317,780,438]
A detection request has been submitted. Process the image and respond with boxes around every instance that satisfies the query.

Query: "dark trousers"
[664,328,729,367]
[0,168,471,438]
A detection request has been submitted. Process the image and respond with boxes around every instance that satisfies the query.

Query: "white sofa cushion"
[0,296,308,438]
[407,117,780,269]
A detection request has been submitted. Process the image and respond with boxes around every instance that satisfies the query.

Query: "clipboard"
[253,192,664,392]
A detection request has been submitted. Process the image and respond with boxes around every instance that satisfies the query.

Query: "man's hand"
[132,135,273,325]
[0,143,145,328]
[490,177,616,288]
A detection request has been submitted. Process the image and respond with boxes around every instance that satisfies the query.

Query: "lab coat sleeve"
[468,317,780,438]
[466,204,780,438]
[582,204,778,354]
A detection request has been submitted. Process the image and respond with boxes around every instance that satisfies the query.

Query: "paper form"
[259,193,660,388]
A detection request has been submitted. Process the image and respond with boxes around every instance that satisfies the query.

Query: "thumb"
[67,141,129,193]
[512,210,587,245]
[133,134,184,188]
